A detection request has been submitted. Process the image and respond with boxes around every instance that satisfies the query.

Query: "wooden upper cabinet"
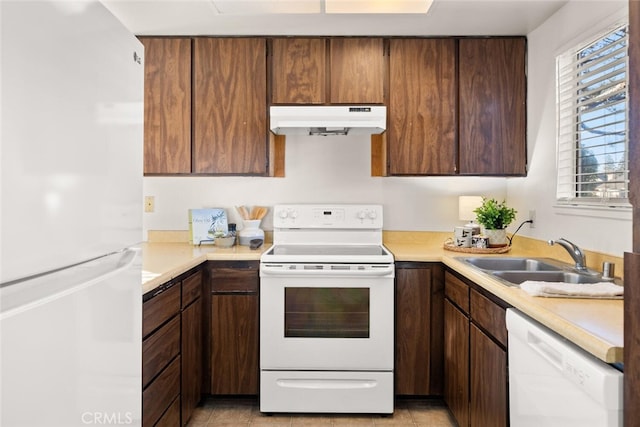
[458,38,527,175]
[329,38,385,104]
[270,37,384,105]
[388,38,457,175]
[140,37,192,174]
[193,38,268,174]
[271,38,326,104]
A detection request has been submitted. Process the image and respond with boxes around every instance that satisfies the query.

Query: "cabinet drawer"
[142,315,181,389]
[143,283,181,338]
[470,289,507,347]
[142,356,181,427]
[154,396,181,427]
[182,270,202,307]
[211,268,258,293]
[445,272,470,314]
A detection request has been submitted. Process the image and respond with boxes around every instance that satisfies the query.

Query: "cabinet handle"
[150,280,177,299]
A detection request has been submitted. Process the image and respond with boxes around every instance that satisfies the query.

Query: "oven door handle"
[260,264,394,277]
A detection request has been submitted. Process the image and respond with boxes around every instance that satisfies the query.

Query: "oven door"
[260,263,394,371]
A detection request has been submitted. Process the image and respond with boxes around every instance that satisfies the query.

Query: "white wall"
[144,135,507,235]
[507,0,631,257]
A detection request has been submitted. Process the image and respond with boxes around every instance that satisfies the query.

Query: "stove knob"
[290,210,298,219]
[368,211,378,220]
[278,210,288,219]
[357,211,366,220]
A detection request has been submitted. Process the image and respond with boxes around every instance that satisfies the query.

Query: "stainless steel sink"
[491,270,604,285]
[460,257,563,272]
[457,256,607,287]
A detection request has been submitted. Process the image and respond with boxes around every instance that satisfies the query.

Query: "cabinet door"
[395,263,444,395]
[444,299,469,427]
[181,297,202,425]
[193,38,268,174]
[330,38,385,104]
[470,324,508,427]
[271,38,326,104]
[459,38,526,175]
[211,294,259,394]
[140,37,191,174]
[388,39,457,175]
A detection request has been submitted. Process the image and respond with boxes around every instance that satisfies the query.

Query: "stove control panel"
[273,204,383,229]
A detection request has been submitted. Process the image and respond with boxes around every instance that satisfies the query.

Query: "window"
[556,23,629,206]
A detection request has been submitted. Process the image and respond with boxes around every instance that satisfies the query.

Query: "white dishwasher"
[506,309,623,426]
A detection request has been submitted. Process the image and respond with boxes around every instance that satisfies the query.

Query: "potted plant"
[473,198,517,246]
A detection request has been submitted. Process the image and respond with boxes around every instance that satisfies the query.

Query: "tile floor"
[186,397,456,427]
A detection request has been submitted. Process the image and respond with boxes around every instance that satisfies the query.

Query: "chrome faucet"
[548,238,587,271]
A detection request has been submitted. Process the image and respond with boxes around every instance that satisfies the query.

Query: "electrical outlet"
[144,196,155,213]
[528,209,536,228]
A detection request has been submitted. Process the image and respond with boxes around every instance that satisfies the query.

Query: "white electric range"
[259,204,395,414]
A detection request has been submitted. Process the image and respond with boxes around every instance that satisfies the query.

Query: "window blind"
[556,24,629,206]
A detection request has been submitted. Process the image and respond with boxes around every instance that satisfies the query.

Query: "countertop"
[141,234,623,364]
[141,242,267,295]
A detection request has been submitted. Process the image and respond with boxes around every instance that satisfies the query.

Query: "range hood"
[270,106,386,136]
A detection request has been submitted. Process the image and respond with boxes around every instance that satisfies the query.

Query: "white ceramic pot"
[484,228,508,247]
[238,219,265,246]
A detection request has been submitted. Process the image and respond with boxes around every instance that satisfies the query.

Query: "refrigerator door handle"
[1,248,139,320]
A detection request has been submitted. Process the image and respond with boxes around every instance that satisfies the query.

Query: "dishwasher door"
[506,309,622,427]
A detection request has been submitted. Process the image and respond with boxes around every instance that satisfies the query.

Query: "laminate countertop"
[141,242,267,295]
[141,235,624,365]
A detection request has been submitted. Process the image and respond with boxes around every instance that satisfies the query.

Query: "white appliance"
[260,204,394,414]
[506,309,623,427]
[0,1,144,425]
[269,105,386,136]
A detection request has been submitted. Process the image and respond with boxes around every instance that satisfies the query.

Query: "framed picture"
[188,208,228,245]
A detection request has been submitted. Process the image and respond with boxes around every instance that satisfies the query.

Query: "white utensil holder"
[238,219,264,246]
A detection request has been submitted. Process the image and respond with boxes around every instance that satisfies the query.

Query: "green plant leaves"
[473,198,517,230]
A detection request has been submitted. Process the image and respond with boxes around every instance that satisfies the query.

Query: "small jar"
[228,223,237,245]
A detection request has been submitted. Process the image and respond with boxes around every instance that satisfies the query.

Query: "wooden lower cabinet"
[209,261,260,395]
[142,315,181,388]
[444,299,470,427]
[444,270,509,427]
[211,294,259,394]
[142,268,203,427]
[395,262,444,395]
[470,324,508,427]
[155,397,181,427]
[143,356,181,426]
[181,271,203,425]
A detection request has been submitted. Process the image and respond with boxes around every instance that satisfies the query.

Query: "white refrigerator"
[0,1,144,425]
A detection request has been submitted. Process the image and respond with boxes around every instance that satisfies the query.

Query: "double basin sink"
[457,256,608,287]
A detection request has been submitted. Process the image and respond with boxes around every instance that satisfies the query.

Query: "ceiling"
[102,0,571,36]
